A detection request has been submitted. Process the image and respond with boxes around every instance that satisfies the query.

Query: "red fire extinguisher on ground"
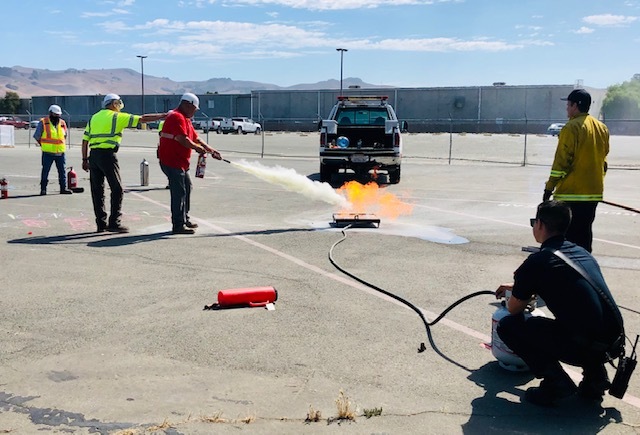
[67,167,77,190]
[195,153,207,178]
[0,177,8,199]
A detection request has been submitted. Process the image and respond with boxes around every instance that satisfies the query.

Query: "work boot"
[60,189,73,195]
[525,367,577,407]
[107,224,130,233]
[40,189,46,196]
[185,221,199,229]
[172,226,195,235]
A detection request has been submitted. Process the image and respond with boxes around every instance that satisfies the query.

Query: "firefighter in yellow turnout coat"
[544,89,609,252]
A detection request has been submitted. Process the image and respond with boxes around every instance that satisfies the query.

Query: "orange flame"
[338,181,413,220]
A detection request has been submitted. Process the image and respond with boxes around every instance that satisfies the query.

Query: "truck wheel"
[216,127,222,134]
[237,126,244,134]
[388,167,401,184]
[254,127,261,135]
[320,164,332,183]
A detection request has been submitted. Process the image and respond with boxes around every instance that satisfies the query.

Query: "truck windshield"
[337,109,388,126]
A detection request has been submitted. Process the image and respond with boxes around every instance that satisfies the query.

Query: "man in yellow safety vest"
[34,104,71,195]
[81,94,166,233]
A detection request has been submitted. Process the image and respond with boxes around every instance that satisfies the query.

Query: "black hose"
[601,200,640,214]
[328,225,494,354]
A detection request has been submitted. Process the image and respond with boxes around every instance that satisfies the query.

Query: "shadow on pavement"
[7,228,318,247]
[462,362,622,434]
[124,186,169,193]
[203,227,318,238]
[7,231,110,245]
[86,232,173,247]
[7,231,173,247]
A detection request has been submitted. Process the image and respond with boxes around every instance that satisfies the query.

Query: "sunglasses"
[530,218,537,227]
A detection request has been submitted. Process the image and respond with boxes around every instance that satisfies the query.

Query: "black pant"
[160,163,192,229]
[497,313,605,379]
[89,150,123,228]
[565,201,598,253]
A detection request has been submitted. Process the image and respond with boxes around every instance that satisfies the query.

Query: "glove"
[543,189,552,202]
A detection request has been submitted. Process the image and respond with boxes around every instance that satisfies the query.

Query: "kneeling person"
[495,200,624,406]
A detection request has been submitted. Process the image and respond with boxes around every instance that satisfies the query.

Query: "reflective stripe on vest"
[40,118,67,154]
[553,193,604,202]
[87,111,137,149]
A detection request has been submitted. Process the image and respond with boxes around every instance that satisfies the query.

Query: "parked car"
[226,117,261,135]
[0,116,29,129]
[191,119,206,130]
[30,119,41,128]
[547,123,565,136]
[202,117,228,134]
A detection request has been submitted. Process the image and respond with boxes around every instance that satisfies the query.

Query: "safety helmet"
[48,104,62,115]
[181,93,199,110]
[103,93,122,109]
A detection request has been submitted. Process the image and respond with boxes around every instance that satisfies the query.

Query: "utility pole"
[336,48,348,96]
[136,55,148,115]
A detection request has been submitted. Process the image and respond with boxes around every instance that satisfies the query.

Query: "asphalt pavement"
[1,129,639,434]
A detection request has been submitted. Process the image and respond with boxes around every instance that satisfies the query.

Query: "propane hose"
[328,225,494,354]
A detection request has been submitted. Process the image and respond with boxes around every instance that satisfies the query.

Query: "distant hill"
[0,66,391,98]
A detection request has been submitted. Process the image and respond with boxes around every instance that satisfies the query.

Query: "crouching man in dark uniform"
[495,200,624,406]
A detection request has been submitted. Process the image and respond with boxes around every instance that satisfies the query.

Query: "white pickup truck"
[202,117,228,134]
[221,117,262,134]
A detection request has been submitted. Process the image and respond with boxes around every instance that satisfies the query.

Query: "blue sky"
[2,0,639,89]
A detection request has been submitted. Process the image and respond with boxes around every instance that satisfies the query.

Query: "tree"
[0,91,21,114]
[602,75,640,120]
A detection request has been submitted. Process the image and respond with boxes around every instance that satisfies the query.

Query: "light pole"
[136,55,147,115]
[336,48,347,96]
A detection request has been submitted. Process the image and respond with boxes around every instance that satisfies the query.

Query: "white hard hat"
[103,93,122,108]
[181,93,199,110]
[48,104,62,115]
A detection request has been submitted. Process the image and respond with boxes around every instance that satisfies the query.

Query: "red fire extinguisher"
[67,167,78,190]
[195,153,206,178]
[204,286,278,310]
[0,177,8,199]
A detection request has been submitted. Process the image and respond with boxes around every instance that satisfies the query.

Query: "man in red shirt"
[158,93,222,234]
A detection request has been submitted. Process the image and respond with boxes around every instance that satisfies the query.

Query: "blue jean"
[41,152,66,191]
[160,163,192,229]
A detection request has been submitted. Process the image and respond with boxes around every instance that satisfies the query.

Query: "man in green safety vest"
[81,94,166,233]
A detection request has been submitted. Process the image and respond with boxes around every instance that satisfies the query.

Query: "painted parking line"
[413,203,640,251]
[130,191,640,409]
